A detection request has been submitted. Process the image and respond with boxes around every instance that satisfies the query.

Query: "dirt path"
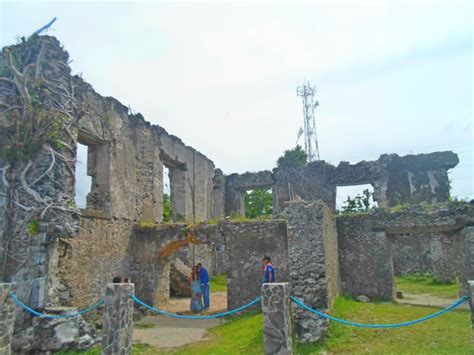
[133,292,227,349]
[396,293,469,310]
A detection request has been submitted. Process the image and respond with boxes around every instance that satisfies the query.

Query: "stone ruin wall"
[1,35,473,353]
[285,200,340,342]
[389,230,463,283]
[224,151,459,217]
[337,203,474,300]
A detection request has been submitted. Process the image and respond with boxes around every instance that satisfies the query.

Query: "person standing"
[262,256,275,283]
[190,265,203,312]
[197,263,210,310]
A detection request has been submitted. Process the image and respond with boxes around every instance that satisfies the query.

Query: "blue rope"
[131,294,260,319]
[9,291,104,319]
[30,17,57,37]
[290,295,469,328]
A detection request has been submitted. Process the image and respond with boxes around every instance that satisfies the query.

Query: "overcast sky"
[1,0,472,208]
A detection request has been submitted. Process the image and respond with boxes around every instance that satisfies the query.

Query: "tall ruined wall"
[224,220,289,310]
[75,79,215,223]
[337,203,474,300]
[285,200,340,342]
[225,151,458,217]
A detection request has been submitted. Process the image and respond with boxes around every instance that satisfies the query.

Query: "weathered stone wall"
[460,226,474,296]
[271,152,458,214]
[285,200,340,343]
[337,203,474,300]
[76,86,216,223]
[224,220,289,310]
[57,215,135,309]
[224,171,274,216]
[274,163,337,213]
[389,231,463,283]
[337,216,394,300]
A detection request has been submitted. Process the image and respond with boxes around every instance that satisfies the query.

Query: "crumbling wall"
[337,203,474,300]
[57,215,135,309]
[285,200,340,342]
[274,162,336,213]
[75,84,216,223]
[389,231,463,283]
[224,219,289,310]
[224,171,274,216]
[271,152,458,213]
[337,215,394,300]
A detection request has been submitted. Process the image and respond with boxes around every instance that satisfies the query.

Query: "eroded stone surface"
[102,283,134,355]
[0,284,15,355]
[285,200,339,343]
[262,283,292,355]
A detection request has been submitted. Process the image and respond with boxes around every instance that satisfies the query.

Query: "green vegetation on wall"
[276,145,308,170]
[244,188,272,218]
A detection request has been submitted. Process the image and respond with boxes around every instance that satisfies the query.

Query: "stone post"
[284,200,332,343]
[261,283,292,355]
[460,226,474,296]
[102,283,134,355]
[469,281,474,339]
[0,283,15,355]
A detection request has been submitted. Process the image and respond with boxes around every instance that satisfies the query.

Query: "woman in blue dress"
[190,265,203,312]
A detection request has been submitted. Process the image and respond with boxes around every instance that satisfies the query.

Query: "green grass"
[210,273,227,292]
[169,310,263,355]
[55,294,472,355]
[396,274,461,299]
[295,296,472,354]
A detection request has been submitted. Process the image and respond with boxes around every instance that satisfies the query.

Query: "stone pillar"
[102,283,134,355]
[469,281,474,334]
[0,283,15,355]
[262,283,292,355]
[460,226,474,296]
[284,200,331,343]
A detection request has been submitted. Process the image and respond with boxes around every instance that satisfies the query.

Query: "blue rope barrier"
[290,295,469,329]
[131,294,261,319]
[9,291,104,319]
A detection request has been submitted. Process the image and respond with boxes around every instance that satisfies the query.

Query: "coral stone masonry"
[0,35,472,353]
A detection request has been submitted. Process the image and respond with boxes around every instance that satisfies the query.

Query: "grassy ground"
[396,274,460,299]
[57,297,471,354]
[210,273,227,292]
[297,296,471,354]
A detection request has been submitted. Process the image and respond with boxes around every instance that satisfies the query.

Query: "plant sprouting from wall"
[0,35,83,276]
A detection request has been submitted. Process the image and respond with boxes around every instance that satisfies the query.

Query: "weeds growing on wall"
[0,35,82,276]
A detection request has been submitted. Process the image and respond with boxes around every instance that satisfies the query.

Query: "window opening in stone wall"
[163,165,171,222]
[74,142,92,209]
[244,188,273,219]
[336,184,377,214]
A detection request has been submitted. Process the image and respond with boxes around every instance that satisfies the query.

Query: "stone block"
[102,283,134,355]
[262,283,292,355]
[0,283,15,355]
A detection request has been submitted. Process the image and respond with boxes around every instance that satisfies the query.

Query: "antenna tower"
[296,82,320,162]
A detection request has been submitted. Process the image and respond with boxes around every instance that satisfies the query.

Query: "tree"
[244,189,273,218]
[276,145,308,170]
[163,193,172,222]
[341,189,373,214]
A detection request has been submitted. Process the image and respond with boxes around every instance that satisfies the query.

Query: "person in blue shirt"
[262,256,275,283]
[197,263,210,309]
